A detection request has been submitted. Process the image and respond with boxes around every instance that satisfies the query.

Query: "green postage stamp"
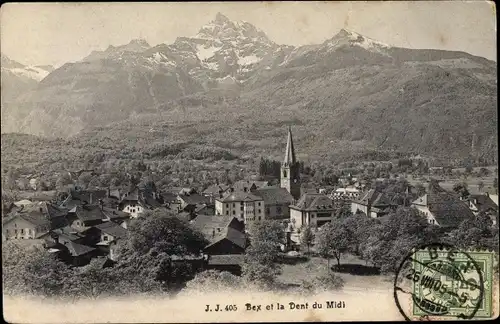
[394,243,496,320]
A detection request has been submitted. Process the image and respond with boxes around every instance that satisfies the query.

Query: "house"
[194,204,216,216]
[176,193,211,213]
[54,240,97,266]
[206,254,244,275]
[202,184,232,203]
[2,202,69,241]
[411,181,475,228]
[59,188,108,210]
[203,227,248,255]
[192,215,247,275]
[162,191,180,209]
[289,193,336,229]
[215,190,265,223]
[101,207,130,225]
[350,189,395,218]
[231,180,270,193]
[253,187,294,220]
[92,221,128,260]
[118,184,164,218]
[331,187,360,200]
[68,205,106,232]
[41,226,88,248]
[465,194,498,225]
[191,215,245,239]
[466,194,498,215]
[2,212,51,240]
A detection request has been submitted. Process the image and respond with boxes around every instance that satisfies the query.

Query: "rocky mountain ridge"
[1,13,497,163]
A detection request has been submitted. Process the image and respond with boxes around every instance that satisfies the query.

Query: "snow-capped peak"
[336,28,390,49]
[194,13,272,45]
[1,54,51,82]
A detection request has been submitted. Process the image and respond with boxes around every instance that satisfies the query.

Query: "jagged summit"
[215,12,231,24]
[129,38,151,48]
[328,28,390,49]
[195,13,271,44]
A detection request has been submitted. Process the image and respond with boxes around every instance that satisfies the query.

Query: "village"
[2,126,498,281]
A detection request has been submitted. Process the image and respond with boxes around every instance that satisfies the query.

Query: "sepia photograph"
[1,1,498,322]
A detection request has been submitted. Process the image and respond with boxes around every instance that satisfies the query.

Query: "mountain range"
[1,13,497,163]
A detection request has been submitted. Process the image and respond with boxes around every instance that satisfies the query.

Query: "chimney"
[89,193,93,205]
[212,228,216,238]
[99,199,104,211]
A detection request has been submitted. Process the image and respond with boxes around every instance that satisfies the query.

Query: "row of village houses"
[2,176,498,270]
[2,127,498,273]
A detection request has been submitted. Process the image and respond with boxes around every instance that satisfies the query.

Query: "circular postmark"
[393,243,485,321]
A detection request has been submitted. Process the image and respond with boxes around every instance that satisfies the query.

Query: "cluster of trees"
[3,210,208,298]
[258,158,281,179]
[310,206,498,274]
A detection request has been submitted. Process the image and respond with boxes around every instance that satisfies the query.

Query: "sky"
[0,1,496,67]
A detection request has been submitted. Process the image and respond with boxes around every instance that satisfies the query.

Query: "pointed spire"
[283,126,296,165]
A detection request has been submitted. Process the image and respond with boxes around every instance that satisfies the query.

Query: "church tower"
[281,126,301,200]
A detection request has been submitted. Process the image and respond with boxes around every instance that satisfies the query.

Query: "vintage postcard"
[1,1,498,322]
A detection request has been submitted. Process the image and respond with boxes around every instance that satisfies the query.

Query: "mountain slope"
[1,14,497,163]
[1,54,53,101]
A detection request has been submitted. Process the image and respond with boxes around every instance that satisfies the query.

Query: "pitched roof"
[101,207,130,220]
[203,184,231,195]
[253,187,293,205]
[140,194,163,209]
[52,226,85,241]
[178,193,210,205]
[191,215,244,240]
[74,205,106,222]
[291,193,335,211]
[2,212,50,227]
[469,194,498,213]
[94,221,128,239]
[412,182,474,227]
[62,241,96,257]
[354,189,393,207]
[205,227,247,250]
[217,190,263,203]
[283,126,296,165]
[208,254,244,266]
[232,180,269,192]
[162,192,178,203]
[195,204,215,215]
[121,186,140,201]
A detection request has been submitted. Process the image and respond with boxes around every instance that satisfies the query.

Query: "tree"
[241,241,282,289]
[185,270,242,294]
[56,172,73,190]
[359,207,438,273]
[113,210,208,291]
[341,213,377,255]
[453,182,470,199]
[316,219,352,268]
[449,212,498,251]
[126,210,207,255]
[300,225,315,253]
[494,178,498,195]
[249,220,285,248]
[478,181,485,193]
[3,241,72,297]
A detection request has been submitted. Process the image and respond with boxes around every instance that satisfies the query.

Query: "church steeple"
[280,126,301,200]
[283,126,296,166]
